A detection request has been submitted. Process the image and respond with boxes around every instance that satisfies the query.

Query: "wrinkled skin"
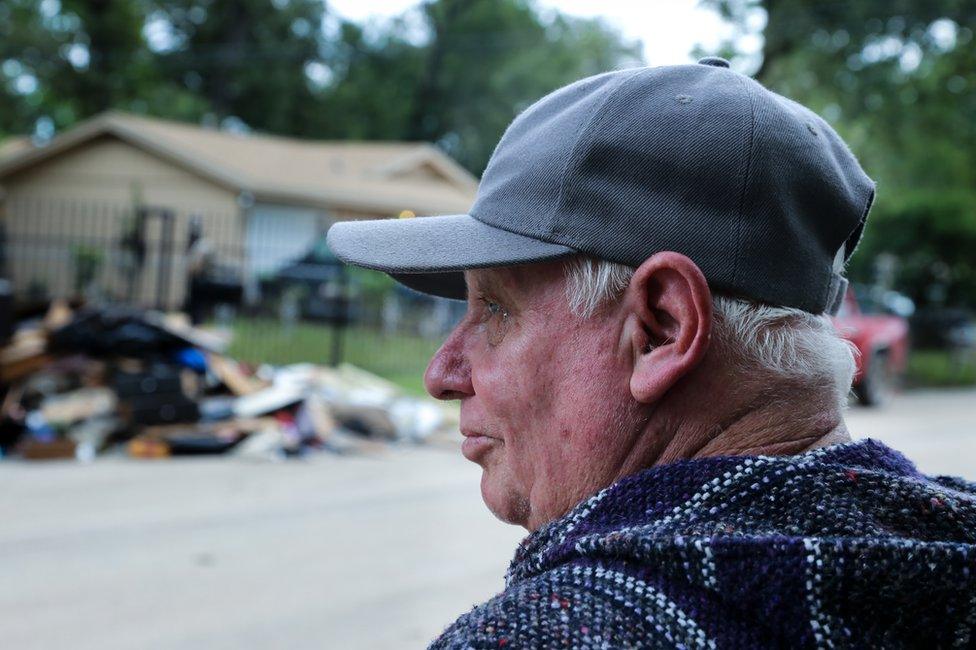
[424,261,643,529]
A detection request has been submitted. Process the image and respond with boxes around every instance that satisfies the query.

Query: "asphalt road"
[844,387,976,477]
[2,388,974,649]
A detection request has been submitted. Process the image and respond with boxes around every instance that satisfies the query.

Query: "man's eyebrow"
[466,271,513,301]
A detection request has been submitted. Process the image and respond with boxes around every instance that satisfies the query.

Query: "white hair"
[563,256,856,405]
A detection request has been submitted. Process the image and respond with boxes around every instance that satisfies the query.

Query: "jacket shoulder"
[428,562,710,649]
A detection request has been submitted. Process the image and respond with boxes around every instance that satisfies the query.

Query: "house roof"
[0,112,478,215]
[0,136,32,160]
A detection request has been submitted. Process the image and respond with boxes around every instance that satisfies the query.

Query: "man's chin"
[480,471,530,527]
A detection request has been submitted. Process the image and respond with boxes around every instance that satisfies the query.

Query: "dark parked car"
[258,236,353,324]
[909,307,976,350]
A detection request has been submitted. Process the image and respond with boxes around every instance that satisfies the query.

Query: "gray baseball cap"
[327,57,875,315]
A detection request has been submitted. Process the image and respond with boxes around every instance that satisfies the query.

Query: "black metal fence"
[0,198,461,391]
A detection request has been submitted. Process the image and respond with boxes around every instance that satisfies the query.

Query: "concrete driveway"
[845,387,976,477]
[2,388,974,649]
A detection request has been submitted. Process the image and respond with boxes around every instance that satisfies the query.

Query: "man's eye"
[481,297,509,320]
[477,297,511,346]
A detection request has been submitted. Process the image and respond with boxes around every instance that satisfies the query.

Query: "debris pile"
[0,301,457,462]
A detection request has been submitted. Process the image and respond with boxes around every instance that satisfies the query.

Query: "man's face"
[424,261,643,530]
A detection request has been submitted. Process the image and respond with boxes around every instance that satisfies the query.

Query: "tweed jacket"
[430,439,976,649]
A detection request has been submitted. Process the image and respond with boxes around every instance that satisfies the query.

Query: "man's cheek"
[508,436,548,488]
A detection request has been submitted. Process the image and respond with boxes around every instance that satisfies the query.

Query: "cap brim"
[326,214,576,299]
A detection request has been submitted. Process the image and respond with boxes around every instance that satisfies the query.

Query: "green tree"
[0,0,204,137]
[303,19,427,141]
[309,0,642,173]
[56,0,153,116]
[154,0,329,134]
[396,0,642,173]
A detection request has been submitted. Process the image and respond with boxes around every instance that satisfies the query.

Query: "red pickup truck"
[832,289,910,406]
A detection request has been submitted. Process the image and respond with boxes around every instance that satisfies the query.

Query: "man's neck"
[690,402,851,459]
[620,389,851,474]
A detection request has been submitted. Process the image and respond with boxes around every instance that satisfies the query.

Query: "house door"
[244,204,323,301]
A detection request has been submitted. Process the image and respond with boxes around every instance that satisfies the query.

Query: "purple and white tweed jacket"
[430,439,976,649]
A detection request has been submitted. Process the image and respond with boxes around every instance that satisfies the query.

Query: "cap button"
[697,56,731,68]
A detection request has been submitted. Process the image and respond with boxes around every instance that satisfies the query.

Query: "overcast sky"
[327,0,765,68]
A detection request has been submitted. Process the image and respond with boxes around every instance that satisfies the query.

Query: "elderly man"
[329,58,976,648]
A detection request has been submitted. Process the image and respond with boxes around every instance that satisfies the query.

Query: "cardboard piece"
[19,437,77,460]
[42,300,73,333]
[0,330,51,383]
[208,354,268,396]
[41,387,116,425]
[1,383,24,421]
[149,311,229,353]
[233,384,305,418]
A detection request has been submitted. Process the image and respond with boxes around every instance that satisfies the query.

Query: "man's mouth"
[460,430,499,462]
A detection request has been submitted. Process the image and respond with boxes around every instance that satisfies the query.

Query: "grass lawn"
[906,349,976,388]
[224,319,976,394]
[224,317,442,394]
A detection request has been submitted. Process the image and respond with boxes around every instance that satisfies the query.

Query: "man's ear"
[626,252,713,404]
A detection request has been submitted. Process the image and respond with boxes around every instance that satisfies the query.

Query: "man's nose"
[424,325,474,401]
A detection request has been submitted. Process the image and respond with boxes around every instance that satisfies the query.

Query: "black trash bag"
[48,306,192,358]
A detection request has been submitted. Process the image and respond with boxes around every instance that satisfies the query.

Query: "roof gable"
[0,136,32,161]
[368,146,478,193]
[0,112,476,215]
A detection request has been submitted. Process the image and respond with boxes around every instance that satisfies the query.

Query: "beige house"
[0,112,477,308]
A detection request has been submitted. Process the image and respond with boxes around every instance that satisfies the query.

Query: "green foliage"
[850,190,976,307]
[0,0,207,135]
[907,350,976,387]
[308,20,427,141]
[349,267,396,302]
[71,243,104,293]
[400,0,642,172]
[153,0,328,133]
[311,0,642,172]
